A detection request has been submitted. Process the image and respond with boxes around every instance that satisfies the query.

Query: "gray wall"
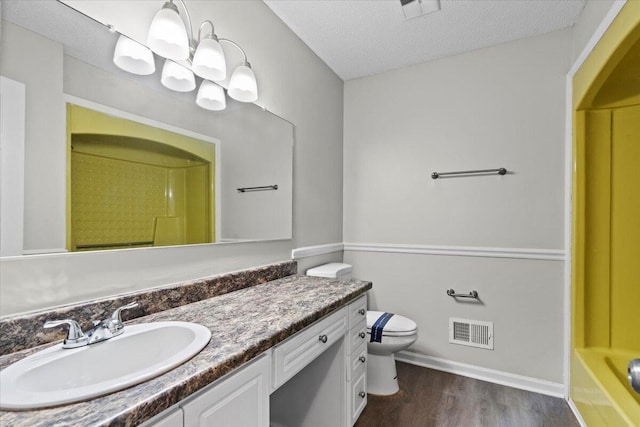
[217,106,293,242]
[0,21,66,253]
[343,29,572,383]
[0,1,344,316]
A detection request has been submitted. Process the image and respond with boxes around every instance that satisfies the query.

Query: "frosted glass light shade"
[161,60,196,92]
[113,35,156,75]
[192,38,226,81]
[228,63,258,102]
[196,80,226,111]
[147,4,189,60]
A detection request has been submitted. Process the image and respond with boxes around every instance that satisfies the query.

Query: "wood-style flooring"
[354,362,579,427]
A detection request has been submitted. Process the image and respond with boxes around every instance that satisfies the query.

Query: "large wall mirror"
[0,0,293,257]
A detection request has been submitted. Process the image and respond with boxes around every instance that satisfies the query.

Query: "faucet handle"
[83,302,138,344]
[43,319,89,348]
[111,302,138,322]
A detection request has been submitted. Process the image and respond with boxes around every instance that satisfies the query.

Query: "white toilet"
[365,310,417,395]
[306,263,418,396]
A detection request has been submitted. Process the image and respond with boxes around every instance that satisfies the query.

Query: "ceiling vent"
[400,0,441,21]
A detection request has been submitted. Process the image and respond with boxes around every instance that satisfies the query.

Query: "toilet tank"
[306,262,352,279]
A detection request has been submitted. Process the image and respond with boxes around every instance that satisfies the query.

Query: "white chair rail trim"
[291,242,564,261]
[291,243,344,259]
[343,242,565,261]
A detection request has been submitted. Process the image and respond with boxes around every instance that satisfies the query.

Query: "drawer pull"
[359,356,366,363]
[359,332,366,339]
[358,309,366,315]
[318,334,328,343]
[359,391,366,398]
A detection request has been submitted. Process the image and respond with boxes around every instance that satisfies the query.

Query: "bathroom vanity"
[0,262,371,427]
[145,294,367,427]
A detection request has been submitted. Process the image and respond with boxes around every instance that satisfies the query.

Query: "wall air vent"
[449,318,494,350]
[400,0,441,21]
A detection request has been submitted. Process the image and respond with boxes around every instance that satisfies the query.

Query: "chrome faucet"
[43,302,138,349]
[86,302,139,344]
[43,319,89,348]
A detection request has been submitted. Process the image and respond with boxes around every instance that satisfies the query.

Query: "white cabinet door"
[350,372,367,425]
[182,353,270,427]
[141,407,184,427]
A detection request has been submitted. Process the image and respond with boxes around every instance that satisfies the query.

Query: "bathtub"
[572,348,640,426]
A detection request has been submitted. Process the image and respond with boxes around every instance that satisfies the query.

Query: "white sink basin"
[0,321,211,409]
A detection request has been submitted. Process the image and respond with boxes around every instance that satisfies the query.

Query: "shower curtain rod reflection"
[431,168,507,179]
[237,185,278,193]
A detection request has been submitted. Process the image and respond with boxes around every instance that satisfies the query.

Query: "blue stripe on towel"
[370,312,395,343]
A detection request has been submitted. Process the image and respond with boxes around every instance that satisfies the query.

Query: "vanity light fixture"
[227,42,258,104]
[161,59,196,92]
[191,21,226,82]
[196,80,227,111]
[113,35,156,76]
[113,0,258,110]
[147,1,190,60]
[228,62,258,103]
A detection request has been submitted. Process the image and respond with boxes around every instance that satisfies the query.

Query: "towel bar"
[446,289,479,299]
[237,185,278,193]
[431,168,507,179]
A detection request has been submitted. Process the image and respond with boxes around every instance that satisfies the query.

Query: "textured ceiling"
[264,0,586,80]
[3,0,115,72]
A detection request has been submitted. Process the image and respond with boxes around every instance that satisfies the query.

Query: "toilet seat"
[366,311,417,337]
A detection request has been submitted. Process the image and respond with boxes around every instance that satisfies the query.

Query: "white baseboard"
[396,350,565,398]
[567,398,588,427]
[291,243,344,259]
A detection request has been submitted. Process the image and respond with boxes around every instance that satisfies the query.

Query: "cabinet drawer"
[348,295,367,330]
[347,321,367,355]
[272,308,347,390]
[348,342,367,381]
[350,372,367,425]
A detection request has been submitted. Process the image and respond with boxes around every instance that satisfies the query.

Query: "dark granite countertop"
[0,274,371,426]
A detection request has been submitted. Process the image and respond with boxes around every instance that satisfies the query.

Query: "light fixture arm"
[168,0,249,64]
[198,20,217,41]
[219,38,248,64]
[171,0,195,48]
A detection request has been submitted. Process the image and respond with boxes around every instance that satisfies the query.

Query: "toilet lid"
[366,311,417,336]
